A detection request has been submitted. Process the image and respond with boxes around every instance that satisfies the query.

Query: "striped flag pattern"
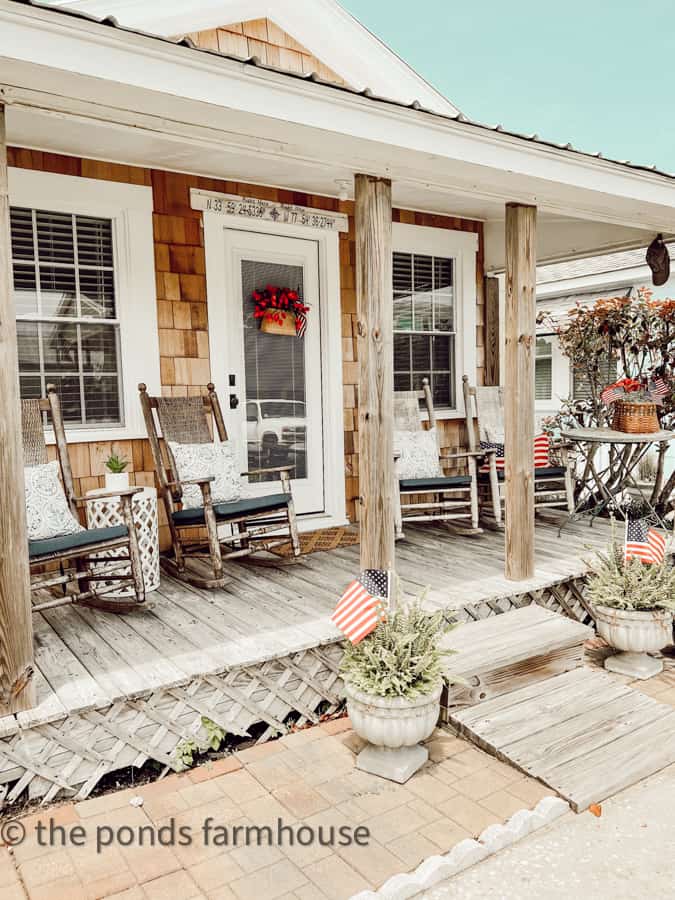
[295,310,307,338]
[331,570,389,644]
[479,434,550,472]
[651,377,670,397]
[624,517,667,565]
[601,383,624,405]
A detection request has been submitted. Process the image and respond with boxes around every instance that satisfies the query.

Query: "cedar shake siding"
[185,19,346,85]
[8,148,485,545]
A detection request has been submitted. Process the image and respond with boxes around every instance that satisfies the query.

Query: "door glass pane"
[241,259,308,483]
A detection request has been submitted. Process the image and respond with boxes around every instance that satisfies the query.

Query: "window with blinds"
[572,353,616,401]
[535,337,553,400]
[11,207,122,426]
[393,251,455,409]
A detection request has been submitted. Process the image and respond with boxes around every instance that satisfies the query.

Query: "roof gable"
[186,18,345,86]
[56,0,459,113]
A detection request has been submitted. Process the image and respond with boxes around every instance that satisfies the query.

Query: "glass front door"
[224,230,324,515]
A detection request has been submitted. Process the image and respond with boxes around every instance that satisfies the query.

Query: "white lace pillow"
[168,441,243,510]
[394,428,443,480]
[24,460,84,541]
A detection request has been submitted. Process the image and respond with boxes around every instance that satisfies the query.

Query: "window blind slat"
[10,205,122,428]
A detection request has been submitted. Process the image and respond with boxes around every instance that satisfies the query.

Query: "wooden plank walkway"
[18,518,617,733]
[450,667,675,812]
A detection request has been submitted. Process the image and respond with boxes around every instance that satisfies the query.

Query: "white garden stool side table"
[85,485,160,597]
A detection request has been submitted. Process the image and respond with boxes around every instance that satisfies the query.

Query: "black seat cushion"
[399,475,472,491]
[478,466,566,483]
[29,525,128,559]
[173,492,290,526]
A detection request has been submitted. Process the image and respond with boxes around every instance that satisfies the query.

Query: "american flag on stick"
[601,383,624,405]
[624,517,667,565]
[331,570,390,644]
[650,377,670,404]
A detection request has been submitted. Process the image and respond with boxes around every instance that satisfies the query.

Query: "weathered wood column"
[504,203,536,581]
[355,174,394,571]
[0,101,35,713]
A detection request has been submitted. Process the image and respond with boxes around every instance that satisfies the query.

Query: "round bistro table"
[560,427,675,530]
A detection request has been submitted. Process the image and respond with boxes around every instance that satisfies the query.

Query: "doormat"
[271,526,359,557]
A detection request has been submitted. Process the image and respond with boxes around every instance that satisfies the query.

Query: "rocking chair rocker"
[139,382,301,589]
[394,378,483,537]
[22,387,145,613]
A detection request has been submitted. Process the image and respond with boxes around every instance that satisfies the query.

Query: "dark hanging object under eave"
[646,234,670,286]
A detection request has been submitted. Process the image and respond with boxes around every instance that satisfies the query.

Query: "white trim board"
[201,209,346,526]
[392,222,479,420]
[57,0,459,116]
[7,167,160,444]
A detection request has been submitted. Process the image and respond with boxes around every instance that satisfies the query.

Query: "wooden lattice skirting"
[0,573,596,808]
[449,574,595,627]
[0,643,344,807]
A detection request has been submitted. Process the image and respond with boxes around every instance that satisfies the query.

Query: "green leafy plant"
[105,453,129,474]
[339,591,457,699]
[174,716,226,770]
[586,542,675,612]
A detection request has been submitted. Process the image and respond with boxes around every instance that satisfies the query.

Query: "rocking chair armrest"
[241,465,295,477]
[166,476,216,489]
[439,449,489,460]
[74,486,144,504]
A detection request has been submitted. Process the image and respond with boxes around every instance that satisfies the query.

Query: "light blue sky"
[344,0,675,173]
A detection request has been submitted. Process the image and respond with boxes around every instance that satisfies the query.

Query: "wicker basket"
[260,310,297,335]
[612,399,660,434]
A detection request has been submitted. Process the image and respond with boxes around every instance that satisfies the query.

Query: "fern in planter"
[339,594,457,699]
[587,542,675,612]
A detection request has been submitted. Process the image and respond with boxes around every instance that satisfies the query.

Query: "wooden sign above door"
[190,189,349,233]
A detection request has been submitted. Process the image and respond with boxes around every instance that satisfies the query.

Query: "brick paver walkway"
[0,721,554,900]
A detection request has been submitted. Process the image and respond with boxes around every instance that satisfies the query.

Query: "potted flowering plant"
[602,377,665,433]
[587,542,675,679]
[340,593,457,783]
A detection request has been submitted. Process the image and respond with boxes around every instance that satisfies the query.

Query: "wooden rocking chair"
[139,383,301,589]
[23,386,145,614]
[394,379,482,537]
[462,376,576,526]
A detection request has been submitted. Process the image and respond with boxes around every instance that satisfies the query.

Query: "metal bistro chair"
[462,376,575,526]
[394,378,483,537]
[23,386,145,613]
[139,382,301,589]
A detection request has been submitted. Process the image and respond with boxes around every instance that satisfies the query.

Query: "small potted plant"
[587,543,675,679]
[104,453,130,491]
[340,593,456,783]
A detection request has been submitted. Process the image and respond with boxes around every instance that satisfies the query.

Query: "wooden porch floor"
[12,517,617,734]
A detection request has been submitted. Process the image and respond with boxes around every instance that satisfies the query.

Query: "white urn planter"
[104,471,130,492]
[594,605,673,679]
[345,682,442,784]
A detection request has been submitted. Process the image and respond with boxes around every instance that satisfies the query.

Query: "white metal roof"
[54,0,460,115]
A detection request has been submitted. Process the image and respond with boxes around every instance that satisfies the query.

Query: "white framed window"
[535,336,553,401]
[392,223,478,418]
[8,168,160,443]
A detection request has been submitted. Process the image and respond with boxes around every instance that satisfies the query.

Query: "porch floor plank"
[24,519,625,728]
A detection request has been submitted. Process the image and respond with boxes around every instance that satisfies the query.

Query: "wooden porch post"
[355,174,394,572]
[0,101,35,713]
[504,203,536,581]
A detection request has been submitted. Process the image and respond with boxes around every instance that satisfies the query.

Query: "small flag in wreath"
[251,285,310,338]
